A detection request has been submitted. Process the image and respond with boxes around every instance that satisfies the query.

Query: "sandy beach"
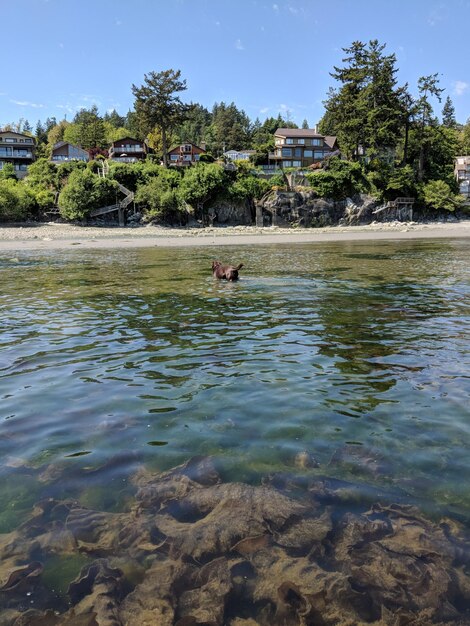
[0,219,469,251]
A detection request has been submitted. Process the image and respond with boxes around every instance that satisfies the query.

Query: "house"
[455,156,470,199]
[51,142,90,163]
[109,137,147,162]
[224,149,256,162]
[0,130,36,178]
[167,142,205,166]
[268,128,339,169]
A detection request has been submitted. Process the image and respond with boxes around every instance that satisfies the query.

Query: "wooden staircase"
[90,160,135,225]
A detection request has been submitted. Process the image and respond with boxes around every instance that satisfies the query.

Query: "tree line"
[1,40,470,222]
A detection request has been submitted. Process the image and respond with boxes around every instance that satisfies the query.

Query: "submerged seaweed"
[1,456,470,625]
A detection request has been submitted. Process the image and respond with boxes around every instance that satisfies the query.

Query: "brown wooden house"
[167,142,205,167]
[109,137,147,162]
[269,128,339,169]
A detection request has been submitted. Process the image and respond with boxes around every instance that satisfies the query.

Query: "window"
[275,138,283,145]
[282,148,292,157]
[313,138,322,146]
[314,150,324,159]
[183,154,192,161]
[283,160,292,167]
[304,149,313,157]
[294,148,302,157]
[298,139,305,144]
[170,154,179,161]
[293,160,301,167]
[5,138,16,143]
[286,138,294,144]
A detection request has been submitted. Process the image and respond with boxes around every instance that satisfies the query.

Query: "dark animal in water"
[212,261,244,281]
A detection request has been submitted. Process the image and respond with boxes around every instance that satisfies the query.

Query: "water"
[1,238,470,621]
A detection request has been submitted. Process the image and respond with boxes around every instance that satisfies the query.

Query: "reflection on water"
[0,239,470,622]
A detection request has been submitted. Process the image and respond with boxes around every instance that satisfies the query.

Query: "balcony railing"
[0,150,33,158]
[51,155,88,161]
[110,145,144,153]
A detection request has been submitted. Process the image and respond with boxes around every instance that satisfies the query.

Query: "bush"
[0,163,17,181]
[135,169,186,223]
[58,169,118,220]
[0,179,35,221]
[423,180,465,212]
[178,163,227,209]
[307,158,369,200]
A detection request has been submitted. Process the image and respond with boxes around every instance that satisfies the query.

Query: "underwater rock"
[294,450,320,470]
[4,456,470,625]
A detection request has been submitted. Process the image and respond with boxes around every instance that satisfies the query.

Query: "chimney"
[200,141,206,151]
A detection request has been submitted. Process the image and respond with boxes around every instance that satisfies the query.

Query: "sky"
[1,0,470,130]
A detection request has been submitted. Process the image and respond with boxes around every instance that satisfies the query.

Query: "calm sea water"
[0,239,469,531]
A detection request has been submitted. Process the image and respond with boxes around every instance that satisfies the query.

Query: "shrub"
[307,158,369,200]
[0,163,17,181]
[178,163,227,209]
[135,170,186,223]
[58,169,118,220]
[0,179,35,221]
[423,180,465,212]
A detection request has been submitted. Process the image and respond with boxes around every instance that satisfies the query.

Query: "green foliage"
[34,188,56,210]
[442,96,456,128]
[384,165,417,200]
[205,101,252,154]
[322,40,404,160]
[0,179,35,220]
[62,105,107,150]
[198,153,215,163]
[226,161,271,201]
[58,169,118,220]
[56,160,87,183]
[307,158,369,199]
[0,163,17,181]
[135,167,184,222]
[25,158,58,190]
[178,163,226,209]
[423,180,464,212]
[132,69,191,166]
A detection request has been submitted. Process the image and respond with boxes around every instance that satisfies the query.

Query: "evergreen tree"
[415,73,444,181]
[104,109,126,129]
[322,40,404,160]
[442,96,456,128]
[302,118,309,129]
[132,69,192,167]
[72,105,107,149]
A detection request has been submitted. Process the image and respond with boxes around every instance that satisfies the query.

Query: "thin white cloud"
[259,107,269,114]
[235,38,244,51]
[272,4,279,12]
[288,4,300,15]
[10,99,44,108]
[454,80,469,96]
[115,18,122,26]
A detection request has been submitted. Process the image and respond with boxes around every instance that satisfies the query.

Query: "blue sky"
[1,0,470,129]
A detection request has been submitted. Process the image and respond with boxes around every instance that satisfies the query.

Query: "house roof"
[52,141,88,150]
[224,149,256,155]
[274,128,338,148]
[167,141,205,153]
[274,128,324,138]
[324,136,338,149]
[111,137,144,146]
[0,130,36,141]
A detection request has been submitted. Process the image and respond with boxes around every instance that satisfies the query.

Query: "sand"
[0,220,469,251]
